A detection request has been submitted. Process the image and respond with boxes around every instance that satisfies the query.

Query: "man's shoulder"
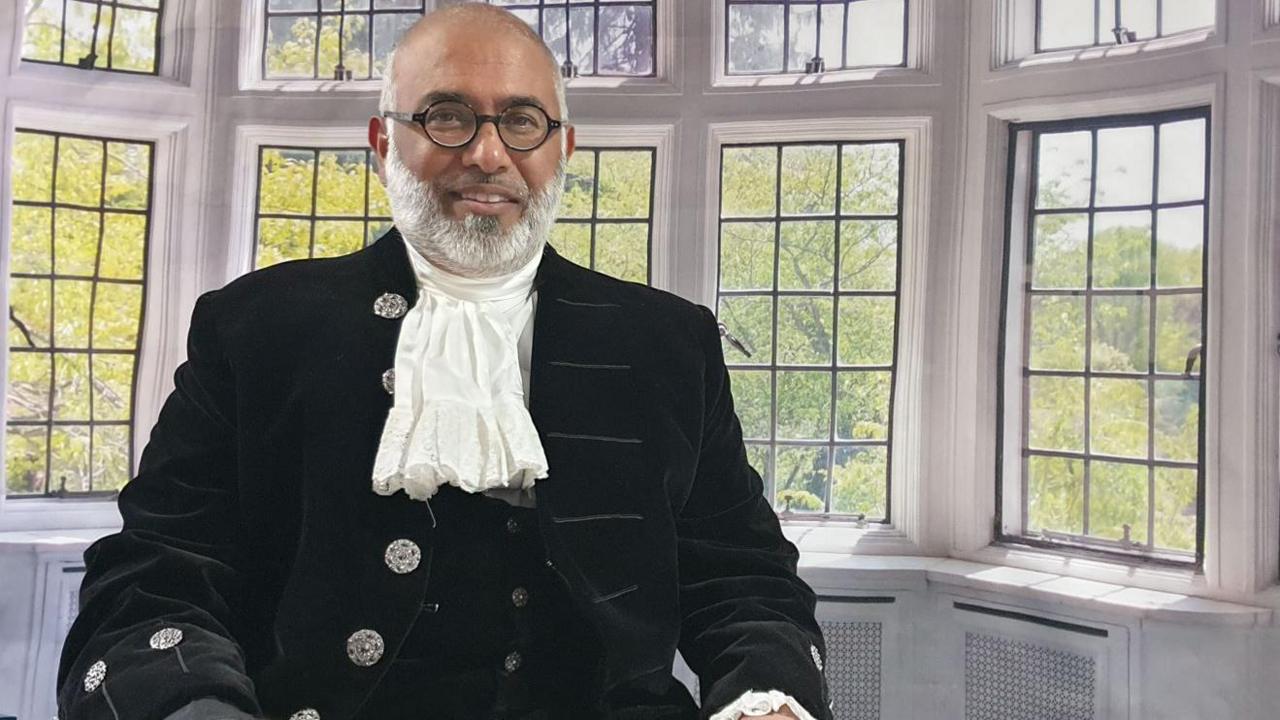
[555,260,711,333]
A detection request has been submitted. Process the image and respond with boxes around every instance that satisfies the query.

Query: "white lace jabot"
[371,242,549,502]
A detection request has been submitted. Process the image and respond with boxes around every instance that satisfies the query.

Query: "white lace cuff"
[709,689,817,720]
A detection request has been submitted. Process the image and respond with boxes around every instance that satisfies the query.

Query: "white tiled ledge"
[799,553,1273,628]
[0,528,111,554]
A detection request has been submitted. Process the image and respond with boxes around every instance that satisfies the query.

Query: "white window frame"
[952,0,1280,603]
[236,0,680,95]
[990,0,1223,70]
[0,0,218,533]
[0,105,196,532]
[702,117,932,555]
[708,0,934,92]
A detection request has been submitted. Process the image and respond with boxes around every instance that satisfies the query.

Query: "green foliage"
[718,142,900,518]
[1023,135,1205,553]
[21,0,159,74]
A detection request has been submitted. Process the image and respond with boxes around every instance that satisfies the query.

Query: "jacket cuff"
[709,689,818,720]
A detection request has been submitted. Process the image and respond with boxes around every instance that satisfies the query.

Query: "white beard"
[383,132,566,278]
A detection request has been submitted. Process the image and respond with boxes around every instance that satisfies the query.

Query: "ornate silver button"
[511,586,529,608]
[373,293,408,320]
[810,643,823,671]
[83,660,106,692]
[384,539,421,574]
[289,710,321,720]
[346,629,385,667]
[149,627,184,650]
[505,517,521,534]
[503,650,522,673]
[381,368,395,395]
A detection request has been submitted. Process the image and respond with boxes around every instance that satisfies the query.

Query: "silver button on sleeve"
[384,539,421,574]
[149,627,184,650]
[83,660,106,692]
[289,709,321,720]
[373,293,409,319]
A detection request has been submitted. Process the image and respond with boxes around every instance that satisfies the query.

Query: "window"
[724,0,907,75]
[1036,0,1214,52]
[998,108,1209,564]
[550,147,654,283]
[6,129,154,497]
[488,0,657,77]
[717,140,903,520]
[254,146,393,269]
[263,0,424,80]
[21,0,163,75]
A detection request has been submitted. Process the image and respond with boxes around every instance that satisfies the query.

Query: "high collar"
[402,237,543,303]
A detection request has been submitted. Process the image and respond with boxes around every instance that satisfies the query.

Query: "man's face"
[370,22,575,277]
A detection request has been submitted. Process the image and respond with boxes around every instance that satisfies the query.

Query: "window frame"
[18,0,166,76]
[0,104,195,533]
[237,0,680,95]
[994,106,1212,568]
[703,117,931,550]
[990,0,1221,70]
[709,0,931,91]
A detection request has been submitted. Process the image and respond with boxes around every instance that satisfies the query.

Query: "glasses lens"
[498,105,550,150]
[424,102,476,147]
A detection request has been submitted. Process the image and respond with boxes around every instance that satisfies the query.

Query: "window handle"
[1183,344,1203,378]
[717,322,753,358]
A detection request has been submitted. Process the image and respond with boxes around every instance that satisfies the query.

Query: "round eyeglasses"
[382,101,564,152]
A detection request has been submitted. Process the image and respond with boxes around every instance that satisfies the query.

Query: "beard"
[383,131,566,278]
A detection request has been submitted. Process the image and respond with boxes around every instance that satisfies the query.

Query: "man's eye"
[429,112,462,124]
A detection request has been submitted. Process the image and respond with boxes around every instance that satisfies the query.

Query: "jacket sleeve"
[57,291,262,720]
[675,306,832,720]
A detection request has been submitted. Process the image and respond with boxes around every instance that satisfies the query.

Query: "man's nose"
[461,121,512,176]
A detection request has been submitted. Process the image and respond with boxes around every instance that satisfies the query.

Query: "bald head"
[379,3,568,122]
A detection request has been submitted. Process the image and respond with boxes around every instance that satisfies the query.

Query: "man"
[56,5,829,719]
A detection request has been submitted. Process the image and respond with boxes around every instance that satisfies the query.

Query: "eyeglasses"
[382,100,565,152]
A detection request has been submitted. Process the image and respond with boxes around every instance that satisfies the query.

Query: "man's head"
[368,3,575,278]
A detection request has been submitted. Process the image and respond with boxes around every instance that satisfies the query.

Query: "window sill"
[799,552,1272,628]
[0,527,113,556]
[0,498,122,534]
[708,66,934,94]
[995,27,1216,73]
[236,75,681,96]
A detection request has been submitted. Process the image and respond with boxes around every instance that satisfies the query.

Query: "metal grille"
[964,632,1095,720]
[821,620,881,720]
[20,0,164,75]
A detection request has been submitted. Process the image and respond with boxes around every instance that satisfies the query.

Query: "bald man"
[56,6,829,720]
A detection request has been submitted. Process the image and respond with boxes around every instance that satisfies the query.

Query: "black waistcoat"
[353,487,603,720]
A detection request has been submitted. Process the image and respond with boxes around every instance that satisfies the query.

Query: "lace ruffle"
[372,397,549,501]
[707,690,817,720]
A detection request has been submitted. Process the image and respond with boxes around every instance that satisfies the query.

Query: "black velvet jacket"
[56,230,831,720]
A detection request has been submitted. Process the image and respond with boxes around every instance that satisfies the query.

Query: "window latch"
[1183,344,1203,378]
[717,322,753,358]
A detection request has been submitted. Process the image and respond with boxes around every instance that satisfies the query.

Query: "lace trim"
[708,690,817,720]
[371,397,549,501]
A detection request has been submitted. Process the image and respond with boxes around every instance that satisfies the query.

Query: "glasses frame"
[382,101,565,152]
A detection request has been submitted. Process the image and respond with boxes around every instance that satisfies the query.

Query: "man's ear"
[564,124,576,161]
[368,115,389,184]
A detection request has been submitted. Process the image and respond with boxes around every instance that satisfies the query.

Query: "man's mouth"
[450,185,522,215]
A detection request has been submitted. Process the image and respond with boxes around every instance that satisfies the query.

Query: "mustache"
[436,173,529,201]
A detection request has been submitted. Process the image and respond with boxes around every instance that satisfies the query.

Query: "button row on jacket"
[511,586,529,608]
[381,368,395,395]
[347,629,385,667]
[373,292,408,320]
[384,538,421,574]
[503,650,522,673]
